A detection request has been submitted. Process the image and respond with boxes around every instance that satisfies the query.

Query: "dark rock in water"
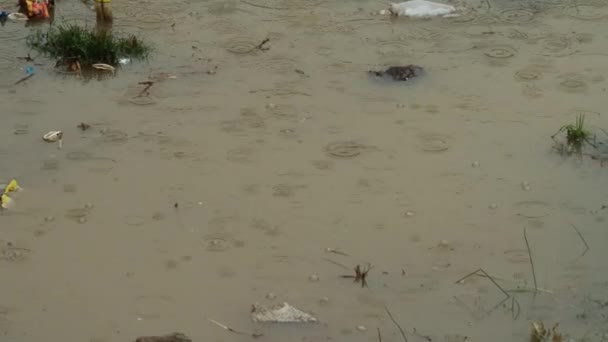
[135,333,192,342]
[369,65,423,82]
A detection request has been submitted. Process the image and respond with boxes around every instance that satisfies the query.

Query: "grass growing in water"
[552,114,595,153]
[26,23,151,66]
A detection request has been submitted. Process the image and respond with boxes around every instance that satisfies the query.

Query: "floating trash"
[0,179,21,209]
[7,13,28,21]
[369,65,423,82]
[92,63,116,73]
[382,0,457,18]
[42,131,63,142]
[43,131,63,149]
[251,302,317,323]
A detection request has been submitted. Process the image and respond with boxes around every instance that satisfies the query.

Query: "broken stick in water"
[207,318,262,338]
[523,227,538,293]
[454,268,510,298]
[384,306,408,342]
[135,81,154,98]
[323,258,350,270]
[454,268,511,315]
[569,222,589,256]
[377,327,382,342]
[254,38,270,52]
[325,247,349,256]
[14,73,34,85]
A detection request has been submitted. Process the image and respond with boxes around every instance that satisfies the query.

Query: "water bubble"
[309,274,320,282]
[489,203,498,209]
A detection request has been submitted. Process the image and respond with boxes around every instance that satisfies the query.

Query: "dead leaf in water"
[530,321,562,342]
[530,321,547,342]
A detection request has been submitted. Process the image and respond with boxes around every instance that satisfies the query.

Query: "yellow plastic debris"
[1,193,13,209]
[1,179,21,209]
[3,179,21,194]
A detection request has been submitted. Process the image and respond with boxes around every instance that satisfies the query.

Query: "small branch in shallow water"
[16,53,35,62]
[455,268,510,298]
[384,306,408,342]
[207,318,263,338]
[325,247,349,256]
[569,222,589,257]
[523,227,538,294]
[135,81,154,98]
[255,38,270,51]
[323,258,350,270]
[14,73,34,85]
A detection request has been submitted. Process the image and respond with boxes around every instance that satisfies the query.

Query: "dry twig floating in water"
[523,227,538,293]
[569,222,589,257]
[135,81,154,98]
[208,318,263,338]
[384,306,408,342]
[454,268,511,315]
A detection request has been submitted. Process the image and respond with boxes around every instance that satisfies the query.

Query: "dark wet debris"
[369,65,424,82]
[134,333,192,342]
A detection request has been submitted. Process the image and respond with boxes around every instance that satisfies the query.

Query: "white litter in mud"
[383,0,457,18]
[251,302,318,323]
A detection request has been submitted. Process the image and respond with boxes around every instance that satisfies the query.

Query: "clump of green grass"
[26,23,151,66]
[552,114,596,154]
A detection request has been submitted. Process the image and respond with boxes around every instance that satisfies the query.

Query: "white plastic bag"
[251,302,317,323]
[386,0,456,18]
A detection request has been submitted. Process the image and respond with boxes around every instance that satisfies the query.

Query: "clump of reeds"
[26,23,151,66]
[552,114,596,154]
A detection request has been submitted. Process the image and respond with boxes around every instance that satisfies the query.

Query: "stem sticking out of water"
[569,222,589,257]
[523,227,538,294]
[207,318,262,338]
[384,306,408,342]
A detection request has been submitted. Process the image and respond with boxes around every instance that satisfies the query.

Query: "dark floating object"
[135,333,192,342]
[369,65,424,82]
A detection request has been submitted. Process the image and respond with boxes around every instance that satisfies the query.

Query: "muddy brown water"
[1,0,608,341]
